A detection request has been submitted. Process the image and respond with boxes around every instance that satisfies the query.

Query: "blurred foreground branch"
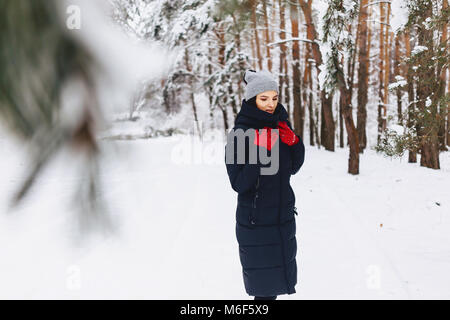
[0,0,112,236]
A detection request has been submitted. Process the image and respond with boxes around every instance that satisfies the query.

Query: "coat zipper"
[277,148,291,293]
[250,176,260,225]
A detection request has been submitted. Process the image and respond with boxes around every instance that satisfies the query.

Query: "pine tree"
[323,0,360,174]
[376,0,449,169]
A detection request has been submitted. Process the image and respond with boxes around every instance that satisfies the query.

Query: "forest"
[0,0,449,300]
[110,0,450,174]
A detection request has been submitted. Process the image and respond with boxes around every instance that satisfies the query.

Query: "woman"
[225,69,305,300]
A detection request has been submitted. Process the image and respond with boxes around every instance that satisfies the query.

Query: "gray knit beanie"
[243,69,279,101]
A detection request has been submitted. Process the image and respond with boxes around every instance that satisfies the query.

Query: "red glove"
[277,121,299,146]
[253,127,279,151]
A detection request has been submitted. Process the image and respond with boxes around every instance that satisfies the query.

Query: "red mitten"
[253,127,279,151]
[277,121,299,146]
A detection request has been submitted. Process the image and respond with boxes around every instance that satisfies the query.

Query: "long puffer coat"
[225,98,305,297]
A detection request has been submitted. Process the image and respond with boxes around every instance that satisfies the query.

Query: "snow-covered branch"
[267,37,319,47]
[363,1,392,8]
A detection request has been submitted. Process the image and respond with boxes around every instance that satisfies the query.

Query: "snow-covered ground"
[0,132,449,299]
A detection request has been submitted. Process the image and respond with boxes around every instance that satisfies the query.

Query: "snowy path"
[295,146,450,299]
[0,134,449,299]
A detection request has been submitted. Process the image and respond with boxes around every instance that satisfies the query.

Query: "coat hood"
[234,99,289,130]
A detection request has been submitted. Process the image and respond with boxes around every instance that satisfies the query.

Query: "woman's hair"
[246,96,257,107]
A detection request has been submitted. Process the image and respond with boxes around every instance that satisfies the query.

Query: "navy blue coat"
[225,99,305,297]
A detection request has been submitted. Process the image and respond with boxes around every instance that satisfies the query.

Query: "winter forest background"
[0,0,449,299]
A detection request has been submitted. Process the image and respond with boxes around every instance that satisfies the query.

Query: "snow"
[412,45,429,56]
[389,124,405,135]
[268,38,316,47]
[1,131,450,299]
[388,76,407,90]
[0,0,446,300]
[391,0,409,33]
[423,17,433,30]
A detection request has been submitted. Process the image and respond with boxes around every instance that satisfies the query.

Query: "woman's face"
[255,91,278,114]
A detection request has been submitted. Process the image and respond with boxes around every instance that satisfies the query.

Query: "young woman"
[225,69,306,300]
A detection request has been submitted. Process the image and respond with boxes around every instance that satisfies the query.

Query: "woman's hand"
[277,121,299,146]
[253,127,278,151]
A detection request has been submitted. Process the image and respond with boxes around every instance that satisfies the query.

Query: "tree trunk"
[228,83,238,118]
[383,3,391,122]
[263,0,272,72]
[416,3,440,169]
[377,2,386,145]
[220,106,229,134]
[251,0,263,70]
[314,83,320,147]
[217,25,229,133]
[207,59,214,130]
[335,12,360,174]
[445,1,450,147]
[250,34,257,69]
[299,0,335,151]
[271,2,276,44]
[357,0,369,152]
[232,13,245,104]
[394,32,403,125]
[341,88,360,174]
[320,91,335,151]
[404,31,417,163]
[289,0,303,137]
[439,0,448,149]
[303,42,314,145]
[447,66,450,147]
[184,48,201,138]
[278,0,286,105]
